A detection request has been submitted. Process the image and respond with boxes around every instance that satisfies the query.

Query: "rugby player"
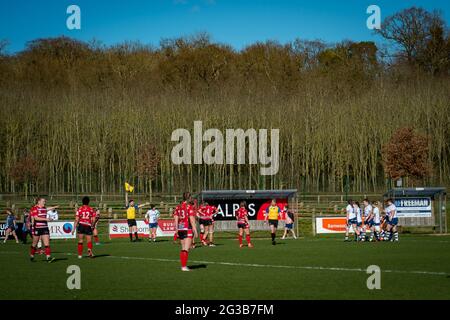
[281,204,297,239]
[173,192,198,271]
[3,210,19,244]
[73,196,96,258]
[29,197,58,262]
[369,201,382,241]
[205,203,218,246]
[145,204,160,242]
[93,208,101,245]
[344,200,358,241]
[384,198,399,242]
[361,199,373,242]
[197,202,216,246]
[264,199,282,245]
[354,201,363,241]
[236,201,253,248]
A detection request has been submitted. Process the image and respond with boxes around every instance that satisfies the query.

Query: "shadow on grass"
[91,254,111,259]
[187,264,207,270]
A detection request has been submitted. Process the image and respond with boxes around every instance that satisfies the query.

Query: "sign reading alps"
[394,197,432,218]
[206,199,288,221]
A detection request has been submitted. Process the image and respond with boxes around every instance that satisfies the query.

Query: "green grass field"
[1,232,450,300]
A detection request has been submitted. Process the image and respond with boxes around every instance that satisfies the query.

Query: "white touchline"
[61,253,450,277]
[0,251,448,276]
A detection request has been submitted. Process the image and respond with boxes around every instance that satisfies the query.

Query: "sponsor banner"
[205,199,288,221]
[394,197,432,218]
[48,221,76,239]
[0,222,7,239]
[315,217,372,234]
[316,217,348,234]
[109,220,176,238]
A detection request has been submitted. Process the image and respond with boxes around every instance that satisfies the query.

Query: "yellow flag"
[125,182,134,193]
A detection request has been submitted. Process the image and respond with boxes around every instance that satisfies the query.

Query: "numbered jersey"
[173,202,195,231]
[198,205,209,220]
[76,205,95,227]
[30,205,48,229]
[236,207,248,223]
[199,205,216,220]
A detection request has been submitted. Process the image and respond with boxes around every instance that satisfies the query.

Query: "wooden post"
[312,208,316,237]
[296,196,299,239]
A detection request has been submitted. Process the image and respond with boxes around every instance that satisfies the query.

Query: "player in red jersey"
[197,201,212,246]
[236,201,253,248]
[29,197,58,262]
[73,196,96,259]
[92,208,101,245]
[173,192,198,271]
[204,203,218,247]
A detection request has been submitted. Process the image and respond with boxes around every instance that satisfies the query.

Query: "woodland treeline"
[0,7,449,195]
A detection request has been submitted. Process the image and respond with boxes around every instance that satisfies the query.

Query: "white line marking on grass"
[92,253,450,277]
[2,250,448,277]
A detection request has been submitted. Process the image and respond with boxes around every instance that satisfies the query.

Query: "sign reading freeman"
[394,198,432,218]
[171,121,279,175]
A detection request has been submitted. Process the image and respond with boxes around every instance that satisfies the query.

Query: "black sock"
[271,233,275,241]
[134,232,139,239]
[129,233,133,241]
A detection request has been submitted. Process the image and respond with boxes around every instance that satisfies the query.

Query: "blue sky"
[1,0,449,53]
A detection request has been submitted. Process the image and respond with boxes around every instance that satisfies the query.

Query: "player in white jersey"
[354,202,363,241]
[361,199,373,242]
[369,201,382,241]
[344,200,359,242]
[384,199,399,242]
[145,205,160,242]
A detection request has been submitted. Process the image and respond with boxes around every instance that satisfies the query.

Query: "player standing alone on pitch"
[281,204,297,240]
[29,197,58,262]
[145,204,160,242]
[264,199,282,245]
[3,209,19,244]
[73,196,96,258]
[173,192,198,271]
[384,198,399,242]
[236,201,253,248]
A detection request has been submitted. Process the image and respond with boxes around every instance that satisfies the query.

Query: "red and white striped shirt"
[30,205,48,229]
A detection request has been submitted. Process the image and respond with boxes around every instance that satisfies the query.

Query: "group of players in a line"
[344,198,399,242]
[9,194,400,269]
[21,193,296,271]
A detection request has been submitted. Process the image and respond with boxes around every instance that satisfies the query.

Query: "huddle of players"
[28,196,100,261]
[345,198,399,242]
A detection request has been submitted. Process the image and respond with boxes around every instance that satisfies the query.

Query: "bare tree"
[377,7,445,67]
